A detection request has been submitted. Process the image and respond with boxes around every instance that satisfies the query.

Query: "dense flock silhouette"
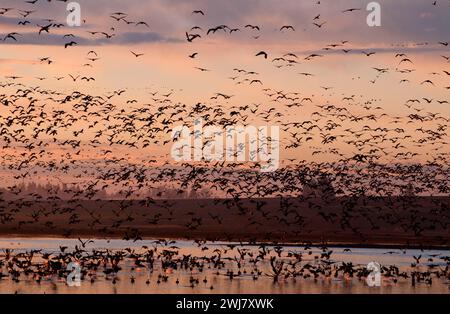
[0,0,449,292]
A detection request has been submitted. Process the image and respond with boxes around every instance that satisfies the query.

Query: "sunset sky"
[0,0,449,188]
[0,0,449,99]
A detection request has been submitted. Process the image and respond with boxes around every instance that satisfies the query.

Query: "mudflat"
[1,196,449,248]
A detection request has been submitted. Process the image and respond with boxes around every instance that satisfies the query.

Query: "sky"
[0,0,449,188]
[1,0,449,95]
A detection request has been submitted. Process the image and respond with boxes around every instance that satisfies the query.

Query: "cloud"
[0,16,43,26]
[112,32,182,45]
[1,0,449,48]
[0,31,182,47]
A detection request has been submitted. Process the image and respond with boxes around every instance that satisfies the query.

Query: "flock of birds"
[0,0,449,292]
[1,239,450,292]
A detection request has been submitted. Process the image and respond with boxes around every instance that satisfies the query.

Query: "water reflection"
[0,238,449,294]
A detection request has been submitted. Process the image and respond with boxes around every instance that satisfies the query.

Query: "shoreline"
[1,196,449,250]
[1,234,450,251]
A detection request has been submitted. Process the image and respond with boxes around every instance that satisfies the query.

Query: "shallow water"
[0,238,449,294]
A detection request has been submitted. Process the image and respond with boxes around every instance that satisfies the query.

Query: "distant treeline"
[0,182,212,200]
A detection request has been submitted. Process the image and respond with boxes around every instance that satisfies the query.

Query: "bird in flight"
[186,32,201,42]
[37,24,52,35]
[280,25,295,32]
[64,41,77,48]
[362,51,376,57]
[421,80,435,86]
[3,32,20,41]
[256,51,268,59]
[131,51,144,57]
[245,24,260,31]
[342,8,361,13]
[313,22,326,28]
[135,21,150,28]
[81,77,96,82]
[68,74,80,82]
